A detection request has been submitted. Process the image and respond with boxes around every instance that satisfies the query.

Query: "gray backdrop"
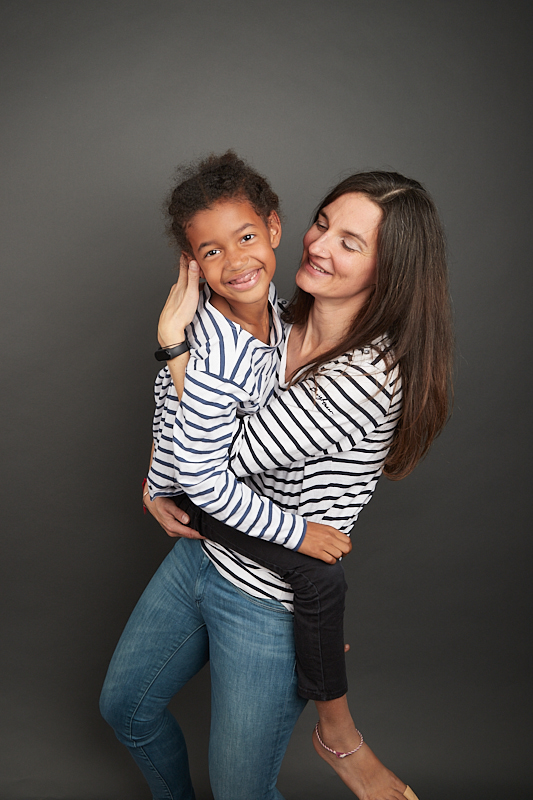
[1,1,531,798]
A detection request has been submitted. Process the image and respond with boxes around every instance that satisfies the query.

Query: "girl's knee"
[312,558,347,598]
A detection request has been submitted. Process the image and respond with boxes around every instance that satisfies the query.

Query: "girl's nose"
[225,244,248,269]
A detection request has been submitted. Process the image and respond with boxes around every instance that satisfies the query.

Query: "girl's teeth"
[232,270,258,285]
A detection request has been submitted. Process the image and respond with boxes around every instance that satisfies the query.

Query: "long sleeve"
[229,350,402,477]
[164,284,306,550]
[173,348,306,551]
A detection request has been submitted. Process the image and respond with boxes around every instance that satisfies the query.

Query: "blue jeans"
[100,538,307,800]
[176,495,349,701]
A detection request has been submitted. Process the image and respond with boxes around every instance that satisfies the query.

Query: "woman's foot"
[313,721,411,800]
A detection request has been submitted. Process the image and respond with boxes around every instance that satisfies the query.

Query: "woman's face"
[296,192,382,311]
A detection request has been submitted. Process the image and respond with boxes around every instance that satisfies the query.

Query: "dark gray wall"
[1,1,531,798]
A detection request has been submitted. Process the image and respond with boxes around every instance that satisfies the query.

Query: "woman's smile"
[304,258,330,276]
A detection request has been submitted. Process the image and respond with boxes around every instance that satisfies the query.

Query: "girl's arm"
[156,267,306,549]
[154,267,351,560]
[174,344,307,550]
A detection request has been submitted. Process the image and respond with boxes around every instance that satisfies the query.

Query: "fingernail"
[181,514,189,523]
[189,261,199,272]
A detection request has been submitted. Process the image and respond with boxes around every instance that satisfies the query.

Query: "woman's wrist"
[142,478,151,513]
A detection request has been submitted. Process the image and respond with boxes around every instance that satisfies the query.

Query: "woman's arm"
[174,365,351,561]
[229,358,401,477]
[144,442,205,539]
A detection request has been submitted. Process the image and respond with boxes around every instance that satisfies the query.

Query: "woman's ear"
[267,211,282,249]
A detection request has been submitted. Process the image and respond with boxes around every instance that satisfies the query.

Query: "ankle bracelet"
[314,722,364,759]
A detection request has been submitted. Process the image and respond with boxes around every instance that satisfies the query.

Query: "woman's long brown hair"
[283,171,454,480]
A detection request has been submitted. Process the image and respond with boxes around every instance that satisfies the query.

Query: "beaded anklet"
[314,722,364,759]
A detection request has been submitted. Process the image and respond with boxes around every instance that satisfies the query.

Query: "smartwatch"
[154,341,189,361]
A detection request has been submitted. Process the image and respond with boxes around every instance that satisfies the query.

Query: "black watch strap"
[154,341,189,361]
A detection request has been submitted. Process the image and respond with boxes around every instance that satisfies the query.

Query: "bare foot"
[313,723,409,800]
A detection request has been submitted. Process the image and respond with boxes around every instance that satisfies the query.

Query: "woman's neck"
[285,298,356,380]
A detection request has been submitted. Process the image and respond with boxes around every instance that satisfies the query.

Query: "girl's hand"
[157,255,201,347]
[297,521,352,563]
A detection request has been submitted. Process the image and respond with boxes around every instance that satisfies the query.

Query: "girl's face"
[296,192,382,312]
[185,199,281,305]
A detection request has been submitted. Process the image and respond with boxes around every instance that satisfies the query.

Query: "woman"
[101,167,452,800]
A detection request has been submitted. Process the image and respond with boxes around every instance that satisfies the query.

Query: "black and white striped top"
[147,283,307,548]
[148,283,402,606]
[205,335,402,606]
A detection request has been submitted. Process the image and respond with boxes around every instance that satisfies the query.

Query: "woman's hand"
[143,493,205,540]
[157,255,201,347]
[297,521,352,563]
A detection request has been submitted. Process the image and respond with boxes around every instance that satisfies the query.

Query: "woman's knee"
[99,673,130,736]
[100,675,164,747]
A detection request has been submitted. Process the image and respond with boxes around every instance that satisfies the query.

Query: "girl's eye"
[241,233,255,242]
[205,249,221,258]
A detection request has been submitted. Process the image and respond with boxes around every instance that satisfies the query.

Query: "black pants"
[176,496,348,701]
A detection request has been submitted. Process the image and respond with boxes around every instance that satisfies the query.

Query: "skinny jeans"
[100,538,307,800]
[177,495,349,701]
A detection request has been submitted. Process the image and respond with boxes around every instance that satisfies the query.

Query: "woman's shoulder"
[320,338,395,377]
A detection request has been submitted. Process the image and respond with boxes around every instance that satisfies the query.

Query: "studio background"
[1,1,531,798]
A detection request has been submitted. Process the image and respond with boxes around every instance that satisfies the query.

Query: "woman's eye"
[315,220,327,231]
[341,240,359,253]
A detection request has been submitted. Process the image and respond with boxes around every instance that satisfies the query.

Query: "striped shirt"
[148,282,402,607]
[147,283,306,547]
[204,336,402,606]
[152,283,306,550]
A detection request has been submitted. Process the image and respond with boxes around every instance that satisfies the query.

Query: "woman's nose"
[308,231,329,257]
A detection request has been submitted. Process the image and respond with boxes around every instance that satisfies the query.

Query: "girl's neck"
[209,290,271,344]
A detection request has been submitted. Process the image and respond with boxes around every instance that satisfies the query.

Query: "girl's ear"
[183,251,205,279]
[267,211,282,249]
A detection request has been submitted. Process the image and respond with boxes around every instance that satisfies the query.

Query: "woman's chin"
[295,265,317,292]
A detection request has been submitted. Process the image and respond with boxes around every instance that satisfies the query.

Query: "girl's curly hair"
[167,150,280,252]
